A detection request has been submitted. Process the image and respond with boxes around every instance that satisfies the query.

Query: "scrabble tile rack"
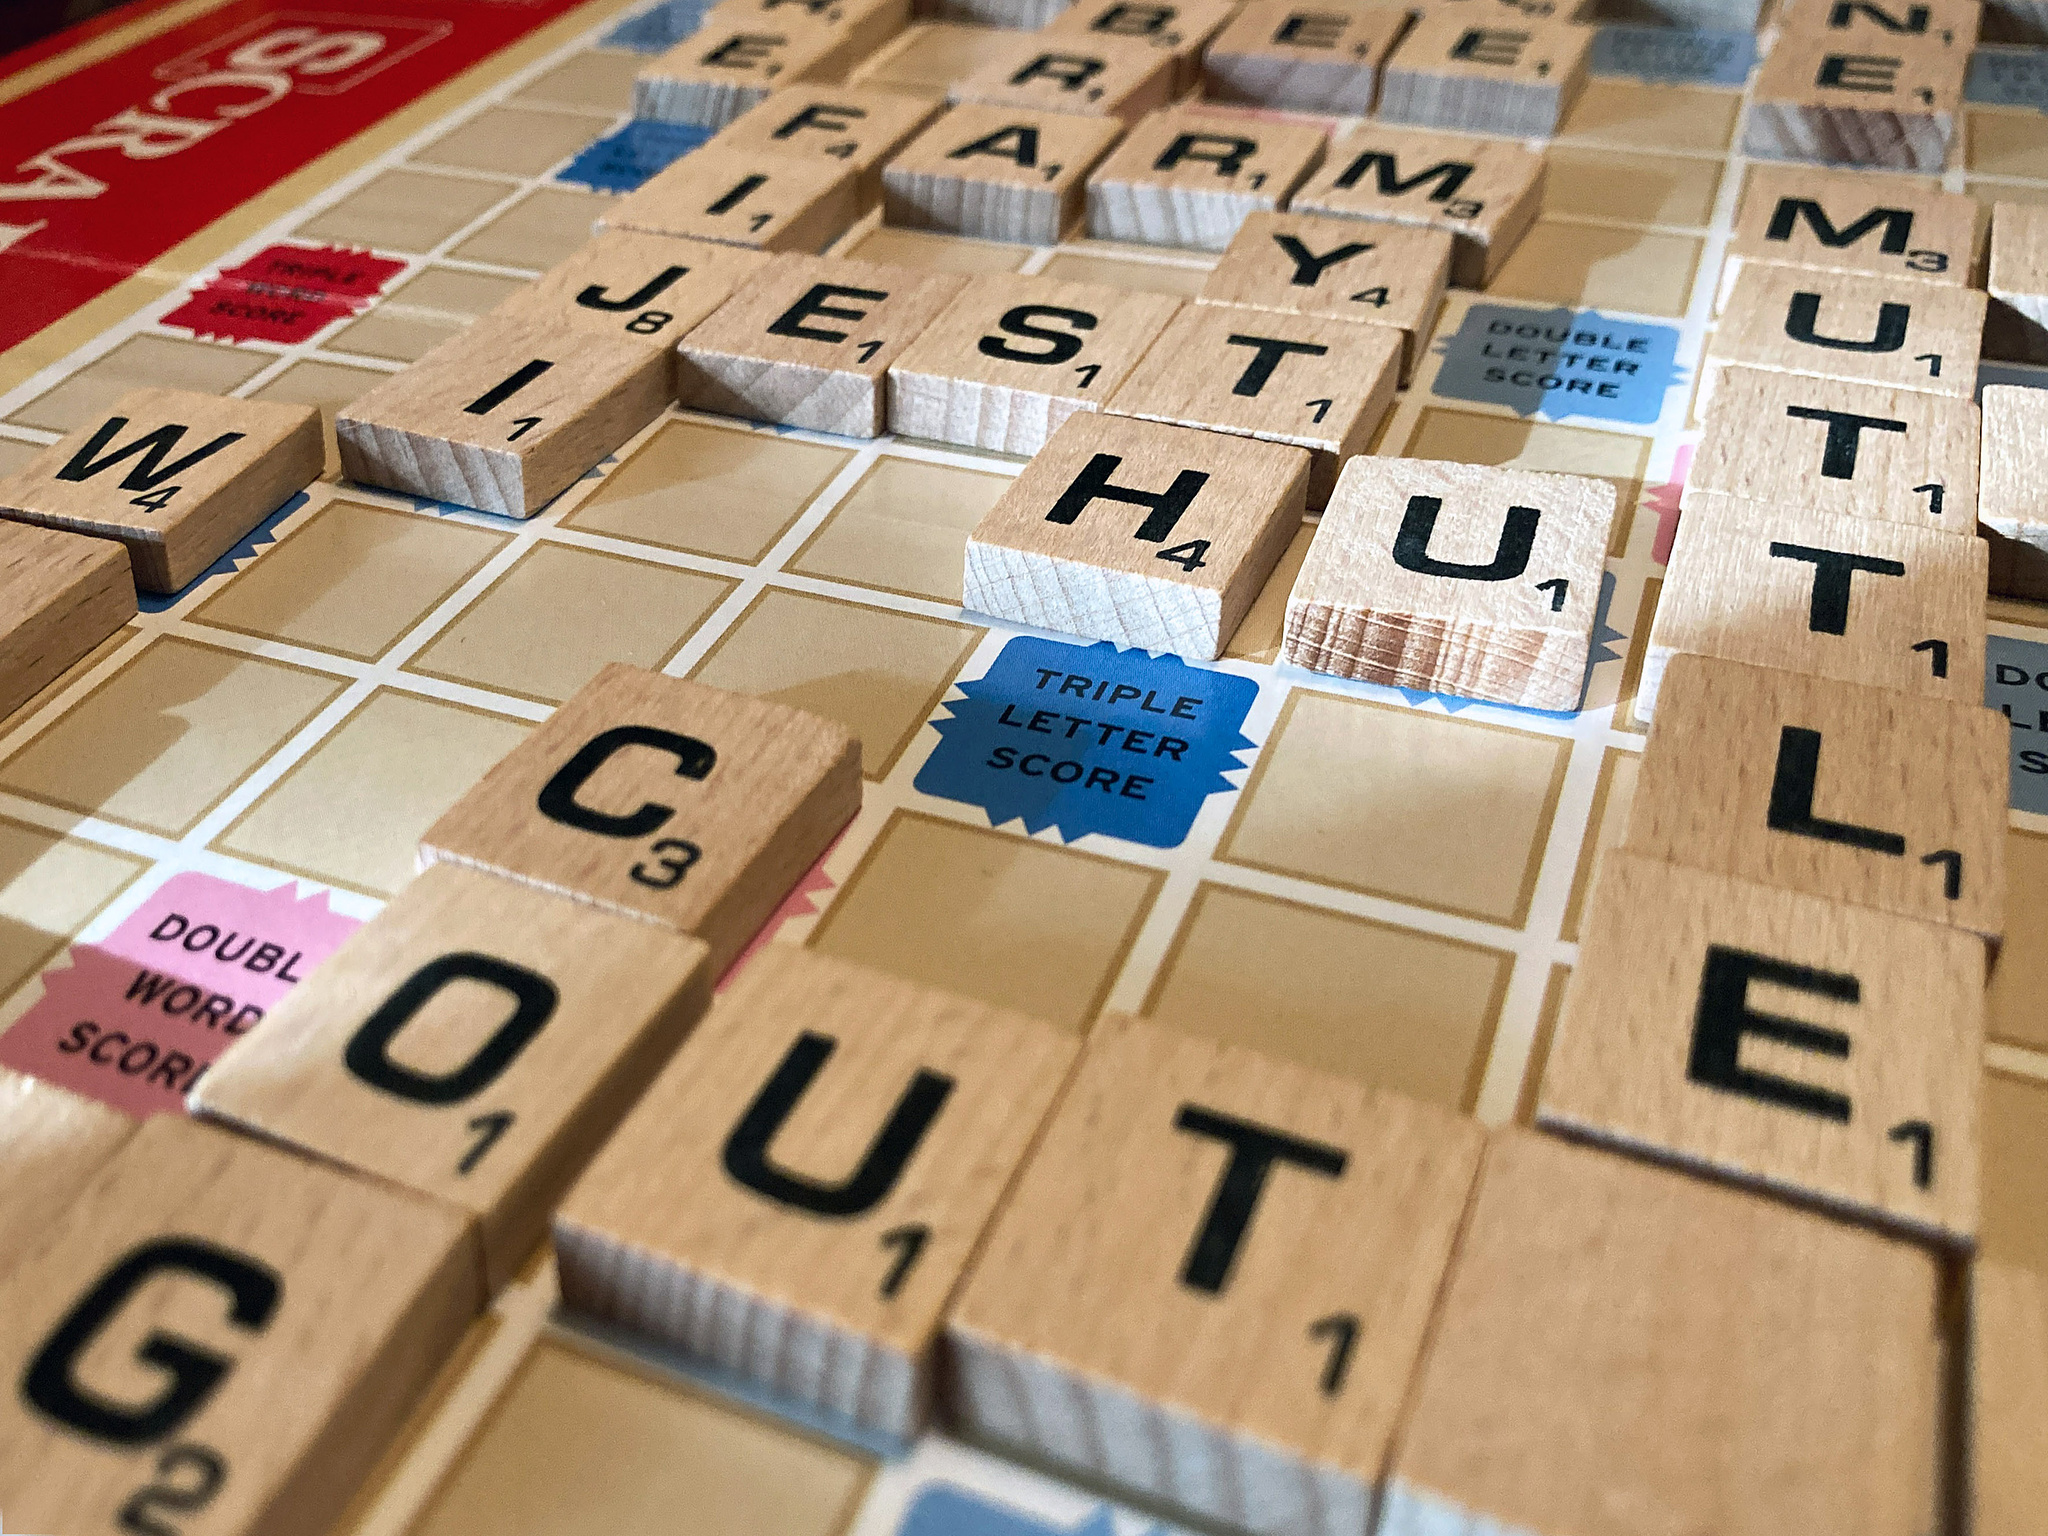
[3,0,2048,1530]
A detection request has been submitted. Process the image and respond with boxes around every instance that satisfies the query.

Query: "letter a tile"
[553,947,1077,1437]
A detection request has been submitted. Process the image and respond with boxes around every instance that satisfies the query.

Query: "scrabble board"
[3,0,2048,1531]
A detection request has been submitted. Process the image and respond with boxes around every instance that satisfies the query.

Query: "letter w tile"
[57,415,244,491]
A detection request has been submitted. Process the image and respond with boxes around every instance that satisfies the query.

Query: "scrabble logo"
[152,13,454,97]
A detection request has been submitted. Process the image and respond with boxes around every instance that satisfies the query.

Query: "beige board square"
[1969,175,2048,214]
[404,543,735,706]
[687,588,982,776]
[1143,882,1511,1108]
[1971,107,2048,178]
[555,946,1075,1435]
[1975,1260,2048,1536]
[449,187,615,273]
[512,49,647,114]
[1989,829,2048,1050]
[1224,519,1313,662]
[1538,850,1983,1242]
[1742,32,1965,174]
[1705,263,1985,411]
[1540,146,1722,229]
[1720,164,1982,313]
[1557,78,1740,152]
[787,452,1012,601]
[1686,365,1979,533]
[848,21,1022,96]
[412,106,607,179]
[1199,1,1411,117]
[678,254,967,435]
[946,31,1175,124]
[1085,106,1328,253]
[842,224,1031,273]
[1218,687,1567,924]
[1197,212,1453,385]
[885,270,1182,454]
[1377,11,1593,138]
[0,388,319,593]
[1105,303,1398,507]
[327,268,530,367]
[807,809,1161,1031]
[1487,220,1703,320]
[963,411,1310,660]
[1380,1128,1943,1536]
[712,85,942,207]
[195,864,711,1294]
[1560,744,1637,941]
[598,147,860,253]
[0,818,145,1001]
[1987,200,2048,363]
[1643,499,1986,719]
[499,230,771,353]
[1042,0,1241,94]
[564,417,851,563]
[635,25,856,130]
[1284,456,1617,712]
[0,635,343,837]
[408,1331,872,1536]
[421,664,858,975]
[337,308,671,519]
[883,103,1126,247]
[214,689,530,898]
[1293,124,1542,289]
[292,169,511,256]
[246,359,391,478]
[189,495,508,663]
[0,521,133,724]
[1402,407,1648,558]
[7,336,269,435]
[1629,653,2007,936]
[0,1068,134,1282]
[0,1115,480,1536]
[947,1016,1486,1536]
[1037,250,1212,294]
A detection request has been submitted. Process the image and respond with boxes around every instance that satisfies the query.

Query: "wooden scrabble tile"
[420,664,859,976]
[1199,1,1412,117]
[634,23,856,129]
[1282,456,1616,711]
[708,83,942,206]
[923,0,1070,25]
[1375,10,1593,138]
[1381,1127,1943,1536]
[677,253,966,435]
[1703,263,1985,412]
[703,0,909,67]
[1981,384,2048,597]
[498,229,771,352]
[1986,200,2048,364]
[885,270,1181,453]
[1290,124,1543,290]
[1628,653,2006,937]
[0,1114,479,1536]
[1536,850,1982,1240]
[1643,499,1986,718]
[1717,164,1982,313]
[1685,365,1979,534]
[961,411,1309,659]
[1779,0,1982,41]
[554,946,1076,1437]
[337,308,670,519]
[0,388,318,594]
[1083,105,1329,252]
[945,31,1175,124]
[946,1016,1487,1536]
[0,1067,133,1283]
[1741,31,1964,174]
[880,103,1125,244]
[1105,302,1398,507]
[0,521,133,722]
[191,864,713,1295]
[596,146,860,253]
[1041,0,1241,95]
[1197,212,1453,385]
[1975,1261,2048,1536]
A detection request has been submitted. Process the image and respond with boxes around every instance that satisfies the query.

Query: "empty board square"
[1197,212,1453,384]
[1984,1068,2048,1276]
[807,809,1161,1032]
[7,336,269,435]
[885,270,1182,455]
[1377,11,1593,138]
[292,169,511,255]
[1720,164,1982,309]
[420,664,859,974]
[1643,499,1986,718]
[787,453,1013,601]
[1142,881,1511,1107]
[0,818,145,1001]
[1558,78,1740,152]
[214,689,531,897]
[848,21,1022,96]
[1042,0,1240,93]
[946,1016,1486,1536]
[597,147,859,252]
[882,103,1125,247]
[1487,221,1703,320]
[1218,687,1566,924]
[1199,1,1410,117]
[713,85,942,207]
[1381,1128,1943,1536]
[678,254,967,436]
[1537,850,1983,1242]
[448,186,617,272]
[194,864,712,1294]
[1105,302,1398,508]
[1283,456,1617,712]
[245,360,392,478]
[562,418,852,562]
[963,411,1310,660]
[1540,146,1721,229]
[686,588,983,776]
[500,230,771,352]
[1743,31,1964,175]
[842,225,1031,273]
[554,946,1077,1435]
[1037,250,1213,295]
[1968,107,2048,177]
[1085,105,1329,253]
[412,106,609,178]
[404,543,735,705]
[946,31,1175,124]
[1989,830,2048,1049]
[512,49,647,113]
